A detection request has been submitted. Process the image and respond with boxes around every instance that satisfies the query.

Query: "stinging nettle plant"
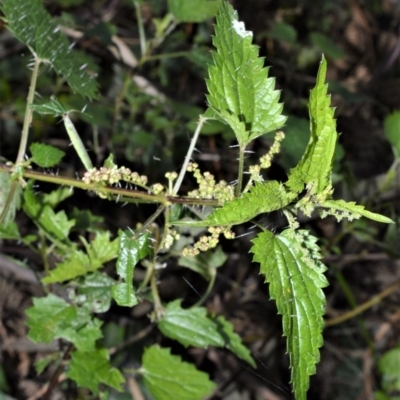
[0,1,393,399]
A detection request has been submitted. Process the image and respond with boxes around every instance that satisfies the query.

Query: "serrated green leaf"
[178,246,227,280]
[0,221,20,240]
[167,0,221,22]
[29,142,65,168]
[384,111,400,158]
[42,232,118,283]
[67,348,124,394]
[174,181,297,227]
[206,2,286,146]
[73,272,115,313]
[251,229,328,400]
[111,231,151,307]
[213,315,255,367]
[287,55,337,194]
[319,199,393,224]
[141,345,216,400]
[26,294,103,352]
[0,172,22,226]
[1,0,98,98]
[158,299,225,348]
[23,183,74,245]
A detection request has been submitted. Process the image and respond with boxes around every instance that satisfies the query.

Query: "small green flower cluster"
[82,166,148,188]
[259,130,285,169]
[163,229,180,250]
[186,162,234,204]
[182,225,235,256]
[319,208,360,222]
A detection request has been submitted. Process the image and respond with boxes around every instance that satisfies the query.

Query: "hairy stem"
[173,115,207,195]
[235,145,245,197]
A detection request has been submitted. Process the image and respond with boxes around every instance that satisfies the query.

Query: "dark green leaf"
[251,229,328,400]
[267,22,297,45]
[384,111,400,158]
[310,33,346,60]
[111,231,151,307]
[141,345,216,400]
[1,0,98,98]
[30,142,65,168]
[158,299,225,348]
[67,348,124,394]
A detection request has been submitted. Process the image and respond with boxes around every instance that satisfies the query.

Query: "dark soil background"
[1,0,400,399]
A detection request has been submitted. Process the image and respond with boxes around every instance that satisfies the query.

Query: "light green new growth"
[206,2,286,147]
[286,56,337,195]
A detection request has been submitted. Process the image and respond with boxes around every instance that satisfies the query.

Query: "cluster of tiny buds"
[186,162,234,204]
[259,130,285,169]
[163,229,180,250]
[182,225,235,257]
[82,166,148,187]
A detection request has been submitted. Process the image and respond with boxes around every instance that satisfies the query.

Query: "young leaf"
[26,294,103,352]
[251,229,328,400]
[42,232,119,283]
[30,97,67,116]
[168,0,222,22]
[23,183,74,245]
[174,181,297,227]
[42,187,74,208]
[206,2,286,147]
[0,221,20,240]
[319,199,393,224]
[67,348,124,394]
[141,345,216,400]
[286,55,337,195]
[30,142,65,168]
[213,315,256,367]
[111,230,151,307]
[158,299,225,348]
[1,0,98,99]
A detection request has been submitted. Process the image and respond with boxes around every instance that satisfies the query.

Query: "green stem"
[236,145,245,197]
[173,115,207,195]
[16,56,41,163]
[192,269,216,308]
[134,0,146,58]
[141,51,189,63]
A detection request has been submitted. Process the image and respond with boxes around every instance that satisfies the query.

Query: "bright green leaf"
[378,348,400,395]
[251,229,328,400]
[1,0,98,98]
[43,187,74,208]
[30,142,65,168]
[111,231,151,307]
[214,315,255,367]
[141,345,216,400]
[0,221,20,240]
[158,299,225,348]
[174,181,297,227]
[384,111,400,158]
[67,348,124,394]
[168,0,222,22]
[287,55,338,195]
[319,199,394,224]
[206,2,286,146]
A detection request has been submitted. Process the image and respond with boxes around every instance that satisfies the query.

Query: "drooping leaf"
[67,348,124,394]
[141,345,216,400]
[286,55,337,195]
[0,172,22,227]
[384,111,400,158]
[111,230,151,307]
[319,199,393,224]
[158,299,225,348]
[30,142,65,168]
[206,2,286,146]
[167,0,222,22]
[251,229,328,400]
[1,0,98,99]
[26,294,103,352]
[213,315,255,367]
[42,231,119,283]
[174,181,297,227]
[178,246,227,280]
